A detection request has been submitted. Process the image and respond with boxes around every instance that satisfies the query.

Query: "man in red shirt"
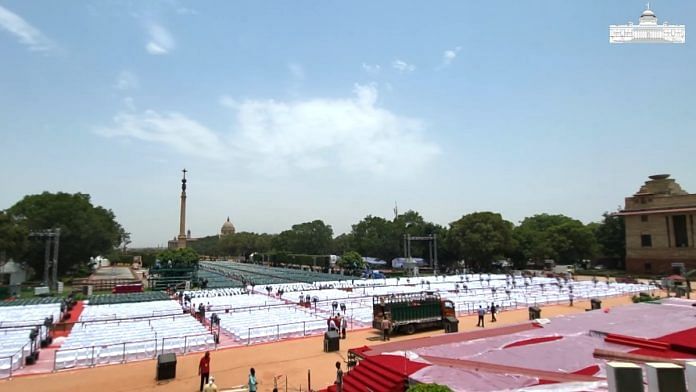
[199,351,211,392]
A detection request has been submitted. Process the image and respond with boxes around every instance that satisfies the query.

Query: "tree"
[448,212,514,272]
[338,251,365,274]
[514,214,598,265]
[156,247,199,266]
[0,210,29,262]
[8,192,123,276]
[351,216,400,262]
[219,232,274,258]
[273,220,333,255]
[119,229,131,253]
[331,233,354,255]
[594,211,626,266]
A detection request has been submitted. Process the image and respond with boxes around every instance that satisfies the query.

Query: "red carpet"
[52,300,84,338]
[325,354,429,392]
[503,336,563,349]
[629,326,696,358]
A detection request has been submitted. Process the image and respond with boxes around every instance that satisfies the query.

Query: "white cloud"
[114,71,139,90]
[145,23,175,55]
[362,63,381,75]
[98,85,439,177]
[96,110,225,158]
[0,5,53,51]
[392,59,415,73]
[441,46,462,67]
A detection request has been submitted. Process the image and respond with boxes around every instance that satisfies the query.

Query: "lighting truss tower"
[29,228,61,291]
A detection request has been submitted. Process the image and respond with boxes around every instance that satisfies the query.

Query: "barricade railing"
[53,312,185,334]
[242,316,354,345]
[53,332,214,371]
[0,341,29,379]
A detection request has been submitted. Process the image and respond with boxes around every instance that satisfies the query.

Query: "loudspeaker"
[324,331,340,352]
[156,353,177,381]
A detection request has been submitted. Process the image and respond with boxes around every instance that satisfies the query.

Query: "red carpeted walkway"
[325,355,428,392]
[628,326,696,358]
[52,300,84,338]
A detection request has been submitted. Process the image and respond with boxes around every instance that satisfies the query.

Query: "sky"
[1,1,694,247]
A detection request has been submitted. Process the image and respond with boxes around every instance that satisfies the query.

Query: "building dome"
[220,217,236,236]
[639,7,657,25]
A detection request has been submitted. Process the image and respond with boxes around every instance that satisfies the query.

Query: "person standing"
[381,315,391,341]
[476,306,485,328]
[248,368,258,392]
[198,352,211,392]
[335,361,344,392]
[202,376,218,392]
[569,292,574,307]
[490,303,497,322]
[328,317,337,332]
[341,315,348,339]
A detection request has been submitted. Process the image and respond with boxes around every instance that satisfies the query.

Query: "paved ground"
[89,267,136,280]
[0,295,639,392]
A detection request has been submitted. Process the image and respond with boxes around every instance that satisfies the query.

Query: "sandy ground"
[0,295,642,392]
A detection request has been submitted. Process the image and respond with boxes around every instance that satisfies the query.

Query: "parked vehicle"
[372,291,456,335]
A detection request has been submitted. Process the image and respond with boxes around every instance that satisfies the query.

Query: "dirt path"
[0,296,635,392]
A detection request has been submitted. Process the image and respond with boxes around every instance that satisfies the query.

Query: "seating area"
[86,291,170,305]
[79,300,182,322]
[199,261,343,287]
[183,291,286,312]
[55,313,213,370]
[0,302,61,378]
[218,306,327,344]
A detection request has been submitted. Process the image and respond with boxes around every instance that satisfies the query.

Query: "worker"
[335,361,344,392]
[340,314,348,339]
[198,351,211,392]
[381,314,392,341]
[476,305,485,328]
[490,302,497,322]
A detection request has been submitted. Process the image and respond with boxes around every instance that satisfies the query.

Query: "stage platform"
[344,300,696,391]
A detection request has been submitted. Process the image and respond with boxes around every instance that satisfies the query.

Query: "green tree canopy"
[337,251,365,274]
[407,383,453,392]
[350,215,399,261]
[448,212,514,271]
[331,233,354,255]
[593,211,626,265]
[0,210,29,261]
[219,232,274,257]
[273,220,333,255]
[8,192,123,276]
[156,247,199,266]
[514,214,597,265]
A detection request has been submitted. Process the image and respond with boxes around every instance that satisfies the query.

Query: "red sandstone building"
[617,174,696,274]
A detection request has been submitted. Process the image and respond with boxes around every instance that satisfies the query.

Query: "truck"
[372,291,456,335]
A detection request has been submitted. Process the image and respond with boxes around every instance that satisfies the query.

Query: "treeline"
[188,210,626,271]
[0,191,627,278]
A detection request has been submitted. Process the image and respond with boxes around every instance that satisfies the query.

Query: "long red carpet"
[52,300,84,338]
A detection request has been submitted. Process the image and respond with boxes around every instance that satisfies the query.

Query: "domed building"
[609,5,685,44]
[220,217,236,236]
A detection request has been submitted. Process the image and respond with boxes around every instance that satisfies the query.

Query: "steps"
[335,355,427,392]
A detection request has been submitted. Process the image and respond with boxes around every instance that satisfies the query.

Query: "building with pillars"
[616,174,696,274]
[609,5,685,44]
